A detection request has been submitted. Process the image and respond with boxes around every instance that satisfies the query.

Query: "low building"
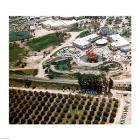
[73,33,101,50]
[110,34,130,49]
[120,46,131,52]
[41,19,77,30]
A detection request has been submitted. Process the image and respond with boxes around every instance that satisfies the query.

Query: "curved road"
[36,31,83,77]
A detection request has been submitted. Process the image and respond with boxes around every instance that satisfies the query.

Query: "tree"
[71,119,76,124]
[108,78,114,93]
[25,79,31,88]
[67,113,72,118]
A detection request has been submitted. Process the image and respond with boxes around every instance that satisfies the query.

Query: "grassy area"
[68,26,83,32]
[9,44,26,68]
[9,31,32,41]
[9,69,38,76]
[47,69,64,78]
[27,33,64,51]
[76,30,90,38]
[53,59,71,71]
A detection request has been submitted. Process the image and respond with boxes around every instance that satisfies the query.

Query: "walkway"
[36,31,83,77]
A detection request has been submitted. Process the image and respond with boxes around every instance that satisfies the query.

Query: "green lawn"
[9,44,26,68]
[68,26,83,32]
[9,69,38,76]
[9,31,32,42]
[27,33,64,51]
[76,30,90,38]
[54,59,71,71]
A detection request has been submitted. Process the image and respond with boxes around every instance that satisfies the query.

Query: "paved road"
[9,75,78,85]
[10,74,131,86]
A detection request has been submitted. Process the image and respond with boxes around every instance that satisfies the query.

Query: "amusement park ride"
[86,48,97,62]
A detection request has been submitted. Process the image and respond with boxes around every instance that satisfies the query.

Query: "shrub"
[90,110,95,116]
[67,113,72,118]
[60,113,65,118]
[52,93,56,98]
[87,101,91,106]
[72,104,76,109]
[71,119,76,124]
[91,105,97,111]
[87,115,92,121]
[49,97,54,102]
[102,116,107,122]
[97,111,102,116]
[99,107,104,112]
[107,103,111,108]
[57,117,62,123]
[83,110,87,115]
[50,116,56,122]
[54,112,58,117]
[74,113,79,119]
[58,94,63,99]
[93,120,98,124]
[59,102,64,108]
[105,107,110,113]
[110,112,116,118]
[101,121,106,124]
[63,107,68,113]
[74,99,79,105]
[109,117,114,123]
[78,104,83,110]
[56,107,61,113]
[95,115,100,121]
[50,106,55,112]
[79,119,84,124]
[85,105,90,110]
[68,99,73,104]
[38,115,42,121]
[56,98,60,103]
[80,100,85,105]
[62,98,66,103]
[86,120,91,124]
[44,116,49,121]
[103,112,109,118]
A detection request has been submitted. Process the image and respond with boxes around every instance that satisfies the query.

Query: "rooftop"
[110,34,130,48]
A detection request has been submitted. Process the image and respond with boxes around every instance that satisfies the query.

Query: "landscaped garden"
[9,44,26,68]
[9,69,38,76]
[76,30,90,38]
[26,32,65,51]
[9,89,119,124]
[53,59,71,71]
[9,31,33,42]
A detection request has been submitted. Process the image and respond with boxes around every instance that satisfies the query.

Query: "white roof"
[42,19,77,28]
[30,25,36,30]
[120,46,131,51]
[110,34,130,48]
[96,38,107,45]
[73,33,99,47]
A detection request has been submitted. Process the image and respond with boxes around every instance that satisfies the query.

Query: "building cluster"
[72,27,131,53]
[41,19,77,30]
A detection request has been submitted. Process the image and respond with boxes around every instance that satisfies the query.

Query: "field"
[9,89,119,124]
[9,31,32,41]
[9,44,26,68]
[27,33,64,51]
[76,30,90,38]
[9,69,38,76]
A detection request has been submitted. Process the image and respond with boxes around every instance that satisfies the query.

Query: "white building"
[41,19,77,30]
[110,34,130,49]
[73,33,101,50]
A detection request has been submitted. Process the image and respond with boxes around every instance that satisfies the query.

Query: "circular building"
[96,38,108,46]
